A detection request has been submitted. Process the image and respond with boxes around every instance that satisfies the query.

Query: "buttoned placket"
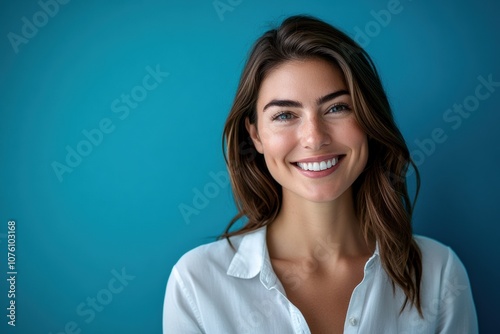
[343,251,378,334]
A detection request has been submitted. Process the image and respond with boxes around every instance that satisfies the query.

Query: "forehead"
[256,58,347,108]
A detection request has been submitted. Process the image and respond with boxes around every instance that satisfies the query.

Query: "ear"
[245,117,263,154]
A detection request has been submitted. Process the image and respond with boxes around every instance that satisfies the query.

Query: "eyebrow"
[262,89,350,112]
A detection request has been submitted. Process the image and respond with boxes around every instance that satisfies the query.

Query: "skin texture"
[246,58,375,333]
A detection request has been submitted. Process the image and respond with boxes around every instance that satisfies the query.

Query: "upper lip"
[293,154,343,163]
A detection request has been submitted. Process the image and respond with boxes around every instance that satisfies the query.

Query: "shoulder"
[411,236,478,332]
[414,235,451,261]
[171,232,248,283]
[163,234,249,333]
[413,235,471,293]
[413,235,463,269]
[413,235,467,274]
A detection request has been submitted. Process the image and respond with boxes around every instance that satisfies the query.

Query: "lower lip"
[293,158,342,178]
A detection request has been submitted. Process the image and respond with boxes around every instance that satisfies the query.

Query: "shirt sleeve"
[163,266,204,334]
[437,247,479,334]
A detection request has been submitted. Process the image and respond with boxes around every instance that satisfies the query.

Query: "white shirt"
[163,227,478,333]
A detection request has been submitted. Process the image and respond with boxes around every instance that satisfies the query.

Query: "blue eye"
[327,103,351,113]
[272,112,294,122]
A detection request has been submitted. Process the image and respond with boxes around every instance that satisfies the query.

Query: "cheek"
[261,132,293,157]
[351,128,369,168]
[350,126,368,150]
[336,120,369,161]
[257,128,296,168]
[346,118,367,144]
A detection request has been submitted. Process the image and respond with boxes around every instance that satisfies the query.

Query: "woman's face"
[247,58,368,203]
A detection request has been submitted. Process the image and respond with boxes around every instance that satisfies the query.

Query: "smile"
[296,157,339,171]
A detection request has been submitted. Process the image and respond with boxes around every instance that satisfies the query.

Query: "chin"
[291,183,353,204]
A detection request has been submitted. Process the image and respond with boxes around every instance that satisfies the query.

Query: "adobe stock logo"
[7,0,71,54]
[352,0,411,48]
[51,64,169,182]
[408,74,499,172]
[386,73,499,184]
[178,170,230,224]
[178,137,257,224]
[213,0,243,21]
[49,267,135,334]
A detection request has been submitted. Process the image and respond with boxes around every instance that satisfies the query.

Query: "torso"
[271,256,368,334]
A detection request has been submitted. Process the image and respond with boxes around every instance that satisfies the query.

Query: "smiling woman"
[163,15,478,333]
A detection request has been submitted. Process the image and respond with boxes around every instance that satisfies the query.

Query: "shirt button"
[349,317,358,326]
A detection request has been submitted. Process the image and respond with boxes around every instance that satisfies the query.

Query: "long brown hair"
[221,15,423,315]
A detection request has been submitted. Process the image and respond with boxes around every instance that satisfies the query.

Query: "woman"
[164,15,478,333]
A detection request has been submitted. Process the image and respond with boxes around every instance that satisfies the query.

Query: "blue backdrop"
[1,0,498,333]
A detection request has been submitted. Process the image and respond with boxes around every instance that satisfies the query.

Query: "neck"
[267,188,374,261]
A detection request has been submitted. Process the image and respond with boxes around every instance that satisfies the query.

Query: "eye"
[272,111,294,122]
[327,103,351,114]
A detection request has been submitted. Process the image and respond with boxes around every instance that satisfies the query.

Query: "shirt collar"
[226,225,380,279]
[226,226,267,279]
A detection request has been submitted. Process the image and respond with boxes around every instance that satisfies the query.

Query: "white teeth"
[297,157,340,171]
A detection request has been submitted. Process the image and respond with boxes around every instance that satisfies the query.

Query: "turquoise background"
[1,0,499,333]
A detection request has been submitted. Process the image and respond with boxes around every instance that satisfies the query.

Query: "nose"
[300,115,331,150]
